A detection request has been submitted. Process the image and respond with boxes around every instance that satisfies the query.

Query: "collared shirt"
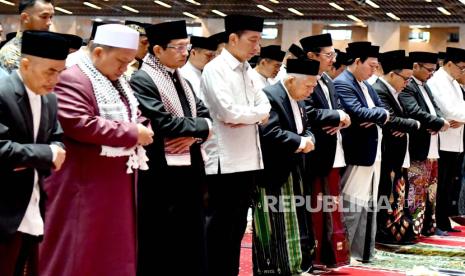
[199,48,271,175]
[249,68,270,91]
[359,80,383,161]
[319,75,346,168]
[16,72,44,236]
[0,32,22,74]
[65,47,87,68]
[281,79,303,134]
[180,61,202,95]
[412,76,440,159]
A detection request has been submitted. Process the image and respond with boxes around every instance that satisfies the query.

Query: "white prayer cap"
[93,24,139,50]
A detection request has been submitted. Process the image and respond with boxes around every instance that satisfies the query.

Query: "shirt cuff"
[49,145,58,162]
[336,110,346,122]
[296,137,307,153]
[384,109,390,124]
[416,120,421,129]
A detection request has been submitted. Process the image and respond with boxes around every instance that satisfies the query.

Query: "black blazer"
[398,80,445,161]
[372,79,419,169]
[260,81,314,190]
[304,73,341,176]
[130,69,211,176]
[334,70,388,166]
[0,72,63,239]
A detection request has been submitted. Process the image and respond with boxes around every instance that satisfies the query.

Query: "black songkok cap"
[89,21,110,41]
[346,41,379,62]
[409,51,438,64]
[299,33,333,53]
[125,20,147,36]
[61,33,83,51]
[445,47,465,63]
[190,36,217,51]
[260,45,285,62]
[146,20,187,47]
[288,43,305,59]
[287,58,320,75]
[334,49,348,68]
[22,30,69,60]
[438,51,446,60]
[209,31,227,45]
[379,50,412,73]
[224,14,264,35]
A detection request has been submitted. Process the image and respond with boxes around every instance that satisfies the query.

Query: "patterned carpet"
[239,226,465,275]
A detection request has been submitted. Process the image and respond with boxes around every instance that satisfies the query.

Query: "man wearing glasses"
[398,52,450,237]
[427,47,465,234]
[371,50,421,245]
[299,33,351,268]
[130,20,212,276]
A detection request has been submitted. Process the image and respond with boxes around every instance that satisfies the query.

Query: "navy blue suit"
[334,70,387,166]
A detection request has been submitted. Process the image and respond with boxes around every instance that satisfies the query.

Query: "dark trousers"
[205,170,258,276]
[437,151,464,230]
[0,232,39,276]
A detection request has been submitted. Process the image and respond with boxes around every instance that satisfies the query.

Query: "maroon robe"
[39,65,139,276]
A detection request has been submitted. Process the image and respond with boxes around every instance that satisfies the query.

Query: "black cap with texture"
[409,51,438,64]
[346,41,379,62]
[445,47,465,63]
[209,31,227,45]
[379,50,412,73]
[224,14,264,35]
[125,20,147,36]
[299,33,333,53]
[288,43,305,59]
[146,20,187,47]
[190,36,217,51]
[287,59,320,75]
[260,45,285,62]
[22,30,69,60]
[61,33,83,51]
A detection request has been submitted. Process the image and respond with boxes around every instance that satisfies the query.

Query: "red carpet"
[239,226,465,275]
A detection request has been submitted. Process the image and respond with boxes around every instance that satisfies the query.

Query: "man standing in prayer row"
[40,24,154,276]
[326,49,348,80]
[200,14,271,276]
[130,20,212,276]
[0,30,68,276]
[180,35,217,95]
[372,50,419,244]
[254,58,319,276]
[427,47,465,233]
[334,41,389,263]
[300,33,351,267]
[398,52,449,236]
[249,45,285,89]
[0,0,54,73]
[270,43,305,84]
[124,20,149,78]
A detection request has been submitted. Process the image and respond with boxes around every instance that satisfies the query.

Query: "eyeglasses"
[394,71,410,81]
[166,44,192,53]
[317,51,337,59]
[418,63,435,73]
[453,62,465,73]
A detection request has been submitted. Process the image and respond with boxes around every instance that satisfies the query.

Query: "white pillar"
[367,22,401,51]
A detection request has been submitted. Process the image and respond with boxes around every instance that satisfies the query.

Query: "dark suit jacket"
[398,80,445,161]
[260,82,314,190]
[0,71,63,239]
[372,79,419,169]
[304,73,341,176]
[334,69,388,166]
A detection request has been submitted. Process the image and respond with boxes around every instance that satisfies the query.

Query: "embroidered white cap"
[93,24,139,50]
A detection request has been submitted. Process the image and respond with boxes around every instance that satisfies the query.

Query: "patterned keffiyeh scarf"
[78,55,149,174]
[140,54,197,117]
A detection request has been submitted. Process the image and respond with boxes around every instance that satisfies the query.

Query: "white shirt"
[428,67,465,152]
[412,76,440,159]
[281,80,303,134]
[379,77,411,168]
[199,48,271,174]
[17,73,44,236]
[65,47,86,68]
[318,76,346,168]
[359,81,383,162]
[180,61,202,95]
[249,68,270,91]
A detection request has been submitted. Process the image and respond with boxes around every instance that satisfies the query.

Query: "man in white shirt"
[249,44,285,90]
[0,30,67,276]
[300,33,352,267]
[427,47,465,233]
[200,14,270,276]
[399,51,450,236]
[179,35,217,95]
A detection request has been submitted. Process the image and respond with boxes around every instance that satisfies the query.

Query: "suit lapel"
[378,80,403,114]
[411,81,429,112]
[37,96,48,143]
[12,72,34,141]
[347,71,369,107]
[277,82,298,132]
[322,73,337,108]
[314,82,330,109]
